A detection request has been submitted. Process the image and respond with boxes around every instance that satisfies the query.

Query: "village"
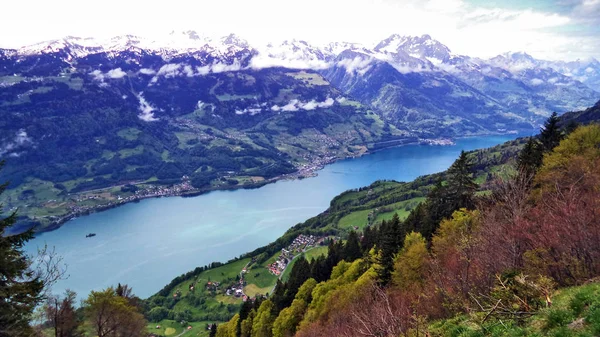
[267,234,320,277]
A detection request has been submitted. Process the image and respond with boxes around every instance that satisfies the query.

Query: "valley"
[2,32,598,233]
[1,25,600,337]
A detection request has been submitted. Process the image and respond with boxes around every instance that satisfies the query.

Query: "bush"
[545,309,573,330]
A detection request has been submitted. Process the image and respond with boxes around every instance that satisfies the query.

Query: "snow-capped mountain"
[2,31,599,133]
[374,34,452,64]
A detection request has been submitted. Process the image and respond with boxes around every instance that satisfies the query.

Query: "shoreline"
[23,132,524,236]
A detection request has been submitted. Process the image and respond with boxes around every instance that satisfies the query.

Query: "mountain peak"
[374,34,451,62]
[220,33,249,48]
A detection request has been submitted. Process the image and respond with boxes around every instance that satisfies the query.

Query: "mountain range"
[1,31,599,230]
[3,32,599,126]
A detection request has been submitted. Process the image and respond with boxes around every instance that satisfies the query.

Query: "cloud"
[211,60,242,73]
[137,93,159,122]
[1,129,33,155]
[106,68,126,78]
[530,78,545,86]
[3,0,598,61]
[250,54,331,70]
[270,97,336,112]
[182,65,195,77]
[196,65,211,75]
[150,61,243,81]
[336,56,373,75]
[281,100,299,112]
[90,69,104,81]
[157,63,181,77]
[139,68,156,75]
[90,68,127,81]
[300,97,334,110]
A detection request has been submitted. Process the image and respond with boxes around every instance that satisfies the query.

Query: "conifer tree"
[517,137,543,175]
[209,324,217,337]
[539,112,563,153]
[360,226,376,253]
[0,160,44,337]
[343,231,362,262]
[377,218,402,285]
[446,151,478,210]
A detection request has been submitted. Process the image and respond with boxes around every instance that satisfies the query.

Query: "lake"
[25,134,527,299]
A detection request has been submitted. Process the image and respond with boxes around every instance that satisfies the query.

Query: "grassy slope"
[147,319,218,337]
[429,282,600,337]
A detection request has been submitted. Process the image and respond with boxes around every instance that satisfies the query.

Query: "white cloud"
[337,56,372,75]
[182,65,195,77]
[137,93,159,122]
[90,68,126,81]
[211,60,242,73]
[90,69,104,81]
[271,97,336,112]
[530,78,544,86]
[106,68,126,78]
[139,68,156,75]
[196,65,211,75]
[281,100,299,112]
[1,129,33,155]
[250,54,330,70]
[157,63,181,77]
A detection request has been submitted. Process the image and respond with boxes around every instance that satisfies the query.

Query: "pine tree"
[539,112,563,153]
[0,160,44,337]
[446,151,478,210]
[360,226,376,253]
[343,231,362,262]
[209,323,217,337]
[309,255,328,282]
[377,219,401,285]
[517,137,543,175]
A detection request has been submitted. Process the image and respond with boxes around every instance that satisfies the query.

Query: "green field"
[147,319,218,337]
[338,209,372,230]
[117,127,142,140]
[303,245,329,262]
[173,258,250,298]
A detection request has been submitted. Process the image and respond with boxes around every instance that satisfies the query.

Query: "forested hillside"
[1,103,598,337]
[209,111,600,336]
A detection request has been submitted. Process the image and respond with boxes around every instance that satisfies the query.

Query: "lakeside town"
[267,234,320,276]
[12,136,461,234]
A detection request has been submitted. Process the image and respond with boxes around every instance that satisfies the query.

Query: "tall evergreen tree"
[446,150,478,210]
[0,160,44,337]
[360,226,376,253]
[377,218,402,285]
[343,231,362,262]
[539,112,563,153]
[309,255,329,283]
[209,323,217,337]
[517,137,543,175]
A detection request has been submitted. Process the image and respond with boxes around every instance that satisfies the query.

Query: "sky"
[1,0,599,61]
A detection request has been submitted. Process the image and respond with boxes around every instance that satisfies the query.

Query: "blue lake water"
[25,134,527,299]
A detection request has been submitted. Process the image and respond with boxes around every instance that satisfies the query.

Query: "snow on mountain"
[8,32,600,99]
[251,39,330,69]
[545,58,600,92]
[374,34,452,63]
[488,52,542,72]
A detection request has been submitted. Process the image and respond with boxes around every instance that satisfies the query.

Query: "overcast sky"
[2,0,599,61]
